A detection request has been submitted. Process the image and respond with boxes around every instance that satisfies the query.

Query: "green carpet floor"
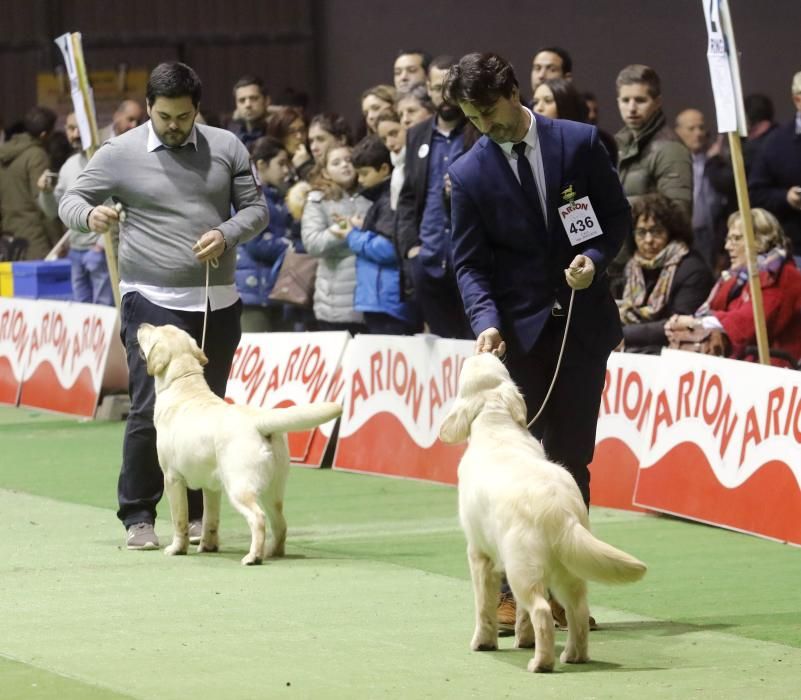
[0,406,799,699]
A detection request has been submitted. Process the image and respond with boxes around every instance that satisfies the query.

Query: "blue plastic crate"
[12,260,73,300]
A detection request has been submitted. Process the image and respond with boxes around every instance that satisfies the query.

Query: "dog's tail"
[557,521,647,584]
[253,402,342,436]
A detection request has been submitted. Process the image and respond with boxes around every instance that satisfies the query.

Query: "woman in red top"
[667,208,801,366]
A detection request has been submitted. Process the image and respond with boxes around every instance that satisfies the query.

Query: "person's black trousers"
[504,313,610,508]
[410,257,473,340]
[116,292,242,528]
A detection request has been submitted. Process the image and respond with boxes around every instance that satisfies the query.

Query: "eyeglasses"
[634,227,668,240]
[725,232,744,242]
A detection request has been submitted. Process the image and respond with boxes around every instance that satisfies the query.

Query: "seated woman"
[666,208,801,366]
[618,193,714,353]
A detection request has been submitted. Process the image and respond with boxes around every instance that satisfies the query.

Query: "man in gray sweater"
[59,62,269,550]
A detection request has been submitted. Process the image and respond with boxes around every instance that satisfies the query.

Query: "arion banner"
[333,334,472,484]
[590,352,661,512]
[224,331,349,466]
[633,349,801,545]
[0,297,118,417]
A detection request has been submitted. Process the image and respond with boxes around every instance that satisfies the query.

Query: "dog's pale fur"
[137,323,342,565]
[439,353,646,672]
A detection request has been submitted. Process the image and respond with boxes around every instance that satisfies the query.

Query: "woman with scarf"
[618,193,714,353]
[666,208,801,366]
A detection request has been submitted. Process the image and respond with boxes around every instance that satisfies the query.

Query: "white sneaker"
[188,520,203,545]
[126,522,159,550]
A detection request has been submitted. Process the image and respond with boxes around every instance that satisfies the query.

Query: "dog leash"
[201,258,219,352]
[526,287,576,429]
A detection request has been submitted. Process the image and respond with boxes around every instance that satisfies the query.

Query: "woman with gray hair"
[666,208,801,365]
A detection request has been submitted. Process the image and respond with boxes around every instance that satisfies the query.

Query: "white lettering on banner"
[600,365,653,430]
[650,369,738,458]
[0,307,30,365]
[641,350,801,490]
[346,347,465,429]
[229,342,332,406]
[26,310,109,377]
[338,336,474,446]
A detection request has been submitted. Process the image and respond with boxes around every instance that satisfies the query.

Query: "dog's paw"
[164,542,188,556]
[527,655,554,673]
[560,648,589,664]
[263,542,285,558]
[514,635,536,649]
[240,553,263,566]
[197,540,219,554]
[470,631,497,652]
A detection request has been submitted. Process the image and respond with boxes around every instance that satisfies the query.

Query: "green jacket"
[615,110,693,220]
[0,133,56,258]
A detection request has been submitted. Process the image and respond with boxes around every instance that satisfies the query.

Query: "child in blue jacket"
[236,137,292,331]
[332,135,421,335]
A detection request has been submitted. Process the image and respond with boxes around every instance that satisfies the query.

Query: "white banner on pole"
[54,32,97,151]
[702,0,747,136]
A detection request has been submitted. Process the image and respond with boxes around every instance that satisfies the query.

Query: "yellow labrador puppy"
[439,353,646,672]
[137,323,342,566]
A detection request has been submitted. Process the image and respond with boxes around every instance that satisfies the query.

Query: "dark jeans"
[410,257,473,339]
[117,292,242,528]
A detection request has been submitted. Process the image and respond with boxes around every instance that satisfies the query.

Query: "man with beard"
[444,52,630,629]
[59,62,269,551]
[395,55,475,338]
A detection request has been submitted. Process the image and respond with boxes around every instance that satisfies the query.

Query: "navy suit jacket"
[448,115,630,354]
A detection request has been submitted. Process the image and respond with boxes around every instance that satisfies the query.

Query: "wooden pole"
[70,33,122,309]
[727,132,770,364]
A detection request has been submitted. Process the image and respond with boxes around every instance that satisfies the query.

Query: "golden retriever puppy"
[439,353,646,672]
[137,323,342,566]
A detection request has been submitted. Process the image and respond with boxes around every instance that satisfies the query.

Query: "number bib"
[558,196,603,245]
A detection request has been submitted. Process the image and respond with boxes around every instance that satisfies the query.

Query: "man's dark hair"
[23,106,57,138]
[233,75,267,98]
[351,134,392,170]
[535,46,573,75]
[146,62,202,107]
[443,53,519,108]
[429,54,457,73]
[744,94,774,126]
[616,64,661,98]
[396,49,432,73]
[250,136,287,165]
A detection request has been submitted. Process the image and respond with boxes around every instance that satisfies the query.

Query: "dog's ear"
[439,395,483,444]
[498,381,528,428]
[145,340,169,376]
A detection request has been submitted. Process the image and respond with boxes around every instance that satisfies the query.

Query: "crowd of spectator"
[1,47,800,366]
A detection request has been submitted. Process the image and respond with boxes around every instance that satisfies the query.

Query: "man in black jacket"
[395,55,474,339]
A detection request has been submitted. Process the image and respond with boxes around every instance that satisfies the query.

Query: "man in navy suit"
[445,52,630,506]
[444,51,630,631]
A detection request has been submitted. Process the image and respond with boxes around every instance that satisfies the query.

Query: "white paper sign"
[702,0,747,136]
[558,196,603,246]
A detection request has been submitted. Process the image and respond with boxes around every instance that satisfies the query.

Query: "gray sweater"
[58,122,268,288]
